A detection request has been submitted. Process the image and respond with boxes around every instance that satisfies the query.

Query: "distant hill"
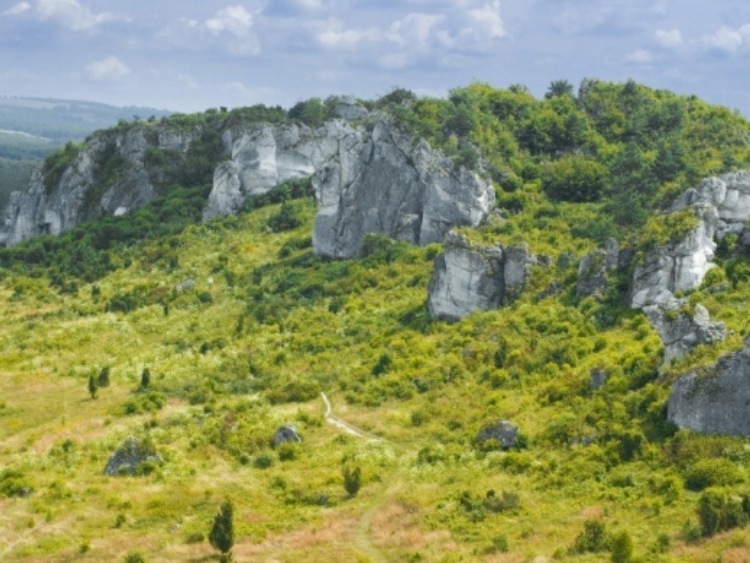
[0,97,172,207]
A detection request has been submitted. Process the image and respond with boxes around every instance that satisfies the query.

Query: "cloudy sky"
[2,0,750,115]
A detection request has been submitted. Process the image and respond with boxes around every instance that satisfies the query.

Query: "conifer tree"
[88,375,98,399]
[209,500,234,561]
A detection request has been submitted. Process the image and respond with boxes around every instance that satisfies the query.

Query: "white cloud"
[388,13,444,49]
[626,49,654,64]
[317,22,379,48]
[466,1,505,39]
[36,0,119,31]
[86,56,130,81]
[206,5,254,38]
[204,5,261,55]
[4,2,31,16]
[703,25,750,54]
[655,29,682,49]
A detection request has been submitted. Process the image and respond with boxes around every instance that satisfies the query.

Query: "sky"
[2,0,750,116]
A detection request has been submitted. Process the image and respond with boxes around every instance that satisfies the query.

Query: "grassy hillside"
[3,82,750,561]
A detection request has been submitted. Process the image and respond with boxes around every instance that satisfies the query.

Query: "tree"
[545,79,574,99]
[542,155,608,202]
[140,368,151,390]
[342,466,362,497]
[88,375,98,399]
[97,366,111,388]
[209,500,235,561]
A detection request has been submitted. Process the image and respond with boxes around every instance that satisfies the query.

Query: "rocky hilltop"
[0,103,494,258]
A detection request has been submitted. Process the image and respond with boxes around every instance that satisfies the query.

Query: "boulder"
[643,301,726,365]
[273,425,301,448]
[104,436,161,476]
[427,232,534,321]
[668,336,750,435]
[475,420,520,449]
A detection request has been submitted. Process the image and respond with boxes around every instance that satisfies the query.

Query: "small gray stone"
[273,425,301,448]
[104,436,161,476]
[590,368,608,390]
[475,420,520,449]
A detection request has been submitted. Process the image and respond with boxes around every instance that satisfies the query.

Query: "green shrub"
[343,466,362,497]
[610,530,633,563]
[0,469,33,498]
[697,488,749,537]
[123,550,146,563]
[684,458,742,491]
[572,520,607,554]
[267,201,306,232]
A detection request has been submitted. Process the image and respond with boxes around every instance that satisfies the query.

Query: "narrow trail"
[320,392,403,563]
[321,392,382,442]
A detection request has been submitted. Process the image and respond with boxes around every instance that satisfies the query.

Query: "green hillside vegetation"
[2,81,750,561]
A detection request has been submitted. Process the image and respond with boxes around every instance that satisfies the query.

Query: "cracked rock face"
[427,232,533,321]
[312,120,494,258]
[668,336,750,435]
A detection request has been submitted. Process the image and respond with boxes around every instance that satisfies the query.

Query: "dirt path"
[321,392,399,562]
[321,392,382,442]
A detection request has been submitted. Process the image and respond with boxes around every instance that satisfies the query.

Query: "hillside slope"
[3,82,750,561]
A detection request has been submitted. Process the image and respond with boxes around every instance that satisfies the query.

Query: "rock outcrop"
[427,232,534,321]
[668,336,750,435]
[630,206,719,309]
[643,300,726,365]
[625,172,750,362]
[203,121,347,220]
[631,171,750,309]
[0,125,201,246]
[312,121,494,258]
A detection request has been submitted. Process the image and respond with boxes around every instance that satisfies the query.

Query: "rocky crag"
[427,231,535,321]
[624,172,750,364]
[0,101,494,258]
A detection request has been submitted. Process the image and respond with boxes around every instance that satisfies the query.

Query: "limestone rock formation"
[312,120,494,258]
[668,336,750,435]
[427,232,534,322]
[475,420,520,449]
[1,114,494,259]
[0,125,200,246]
[204,121,348,220]
[643,301,726,365]
[104,436,161,476]
[631,171,750,310]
